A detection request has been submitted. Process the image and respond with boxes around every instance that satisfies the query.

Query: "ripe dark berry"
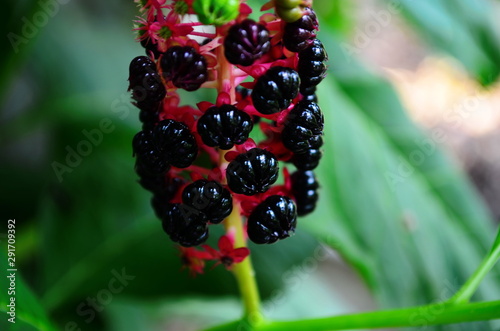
[197,104,253,150]
[224,19,271,66]
[133,131,170,175]
[129,56,156,77]
[128,56,166,110]
[226,148,279,195]
[161,203,209,247]
[140,37,162,58]
[291,170,319,216]
[160,46,208,91]
[153,119,198,168]
[138,107,160,130]
[252,66,300,114]
[182,179,232,223]
[298,39,328,89]
[247,195,297,244]
[282,100,324,153]
[292,148,322,170]
[283,7,318,52]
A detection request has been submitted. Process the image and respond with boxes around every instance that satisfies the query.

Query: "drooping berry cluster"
[128,0,327,274]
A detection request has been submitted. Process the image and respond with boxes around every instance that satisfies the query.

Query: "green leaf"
[299,27,500,329]
[0,247,57,331]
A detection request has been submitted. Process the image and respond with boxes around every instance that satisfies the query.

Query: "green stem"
[216,28,263,325]
[204,300,500,331]
[449,227,500,304]
[224,204,263,324]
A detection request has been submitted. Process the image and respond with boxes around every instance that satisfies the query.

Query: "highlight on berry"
[128,0,327,275]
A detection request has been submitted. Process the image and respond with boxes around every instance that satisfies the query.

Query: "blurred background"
[1,0,500,330]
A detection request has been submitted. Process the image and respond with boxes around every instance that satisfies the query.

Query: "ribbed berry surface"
[291,148,322,170]
[251,66,300,114]
[182,179,233,224]
[226,148,279,195]
[282,100,324,153]
[153,119,198,168]
[298,39,328,89]
[247,195,297,244]
[291,170,318,216]
[160,46,208,91]
[161,203,209,247]
[133,131,170,175]
[283,7,318,52]
[224,19,271,66]
[197,105,253,150]
[128,56,166,110]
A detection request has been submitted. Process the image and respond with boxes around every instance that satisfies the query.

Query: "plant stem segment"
[216,30,263,325]
[449,227,500,304]
[256,300,500,331]
[204,300,500,331]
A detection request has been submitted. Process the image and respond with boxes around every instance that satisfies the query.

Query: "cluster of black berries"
[128,2,327,247]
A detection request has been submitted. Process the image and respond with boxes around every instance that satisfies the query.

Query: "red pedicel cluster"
[128,0,327,275]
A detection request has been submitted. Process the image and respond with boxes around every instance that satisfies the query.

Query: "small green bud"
[276,6,303,23]
[193,0,240,26]
[275,0,302,10]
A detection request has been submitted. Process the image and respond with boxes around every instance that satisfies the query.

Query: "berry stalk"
[217,36,263,322]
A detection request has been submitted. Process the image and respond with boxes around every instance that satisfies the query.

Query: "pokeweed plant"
[126,0,500,330]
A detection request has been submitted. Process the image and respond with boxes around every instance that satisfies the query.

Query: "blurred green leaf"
[379,0,500,85]
[299,26,500,329]
[0,247,57,331]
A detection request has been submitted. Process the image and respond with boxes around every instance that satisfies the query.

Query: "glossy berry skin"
[283,7,318,52]
[161,203,209,247]
[292,148,322,170]
[252,66,300,115]
[226,148,279,195]
[133,131,170,175]
[224,19,271,66]
[247,195,297,244]
[197,105,253,150]
[182,179,232,223]
[291,170,319,216]
[128,56,166,110]
[140,37,162,58]
[153,119,198,168]
[129,56,156,77]
[160,46,208,91]
[282,100,324,153]
[298,39,328,89]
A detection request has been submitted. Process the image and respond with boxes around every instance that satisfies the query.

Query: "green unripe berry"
[276,6,303,23]
[275,0,302,10]
[193,0,240,26]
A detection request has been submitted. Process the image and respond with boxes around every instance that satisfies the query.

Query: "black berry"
[282,100,324,153]
[197,104,253,150]
[160,46,208,91]
[226,148,279,195]
[161,203,209,247]
[291,170,318,216]
[247,195,297,244]
[292,148,322,170]
[128,56,166,111]
[140,37,162,58]
[283,7,318,52]
[182,179,232,223]
[153,119,198,168]
[298,39,328,89]
[252,66,300,114]
[224,19,271,66]
[133,131,170,175]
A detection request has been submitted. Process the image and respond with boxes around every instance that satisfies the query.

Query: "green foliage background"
[0,0,499,330]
